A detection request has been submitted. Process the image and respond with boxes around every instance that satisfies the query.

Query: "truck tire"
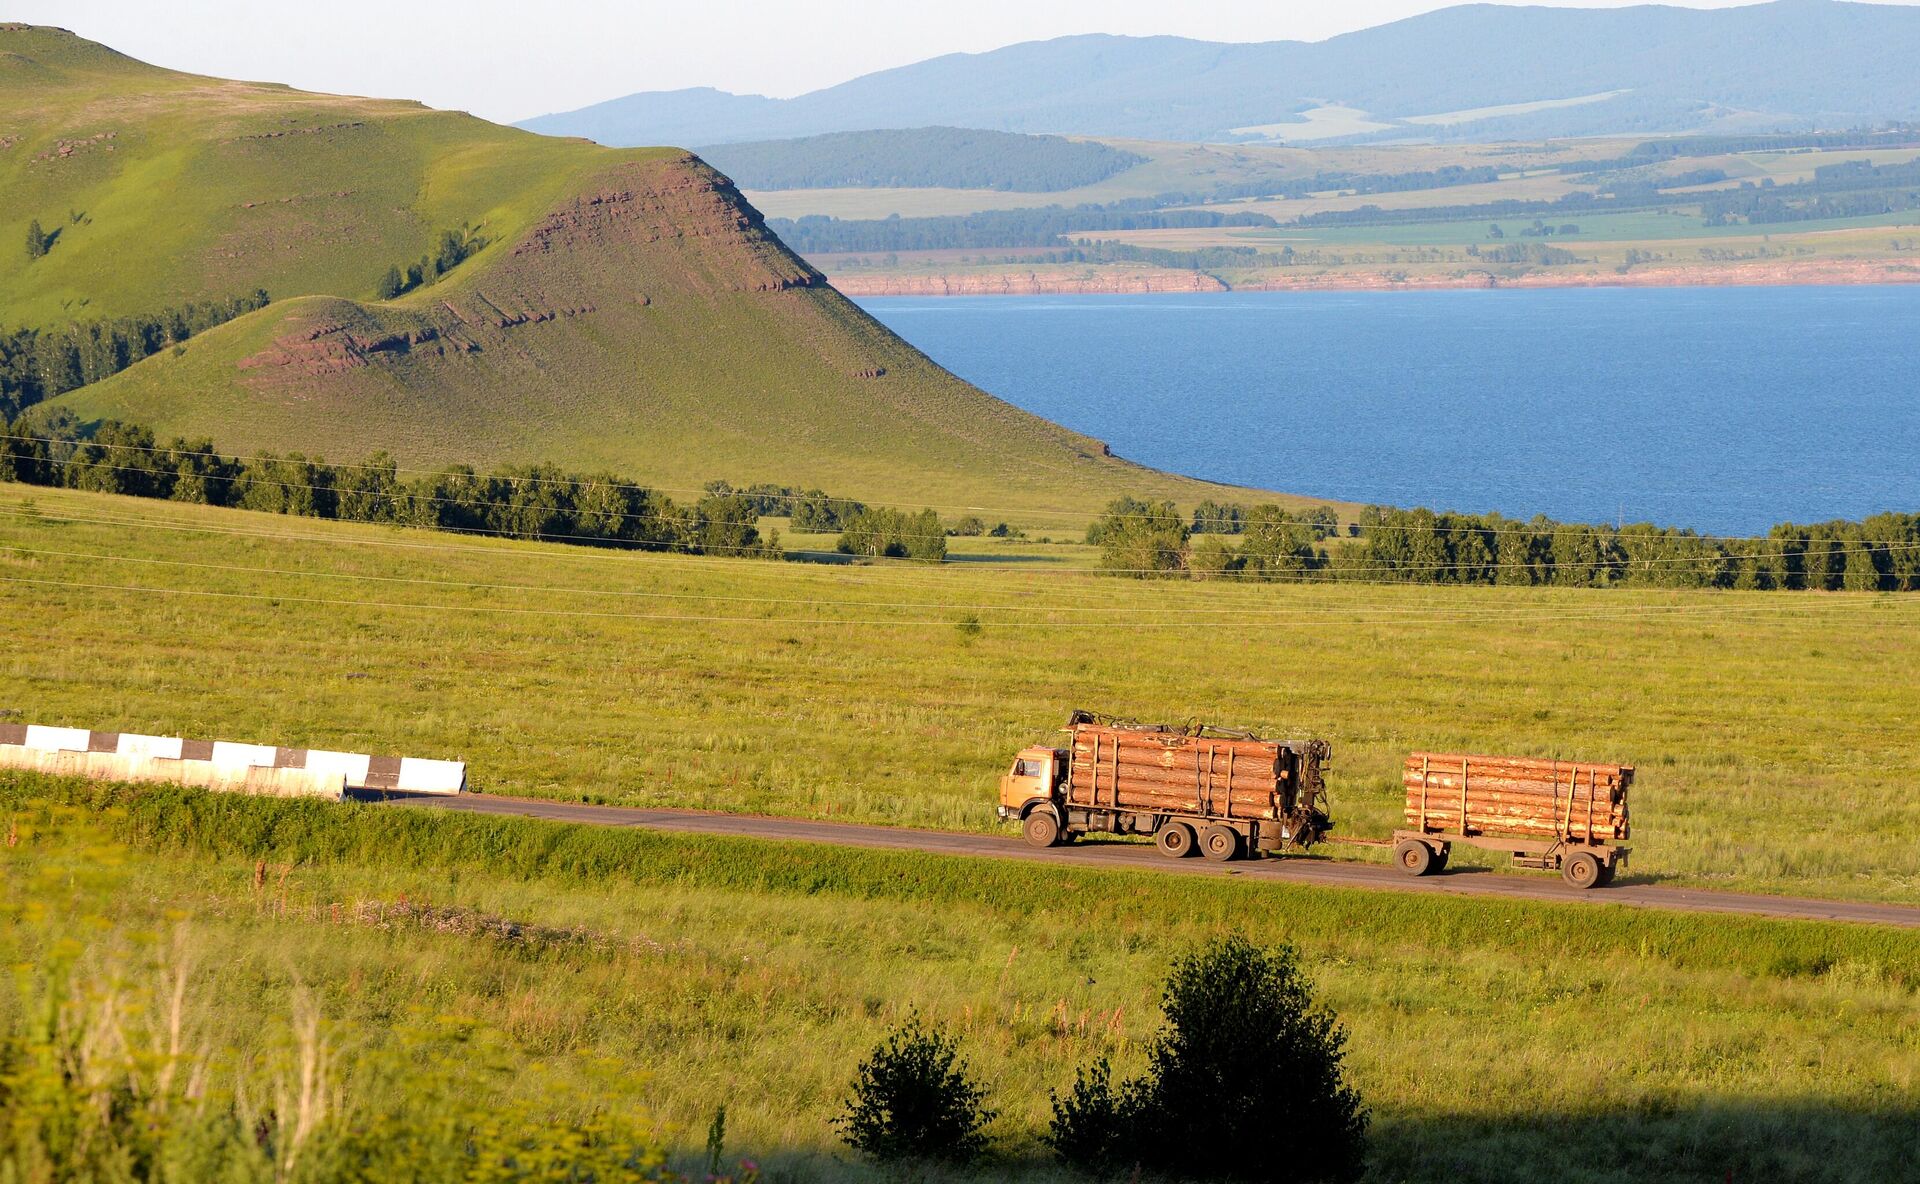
[1155,822,1196,859]
[1201,824,1241,862]
[1595,859,1617,887]
[1562,851,1602,889]
[1431,844,1451,873]
[1393,839,1434,876]
[1022,810,1062,849]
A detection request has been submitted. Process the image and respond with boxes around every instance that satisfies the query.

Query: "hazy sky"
[5,0,1907,124]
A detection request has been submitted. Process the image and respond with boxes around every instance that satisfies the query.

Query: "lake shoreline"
[829,257,1920,297]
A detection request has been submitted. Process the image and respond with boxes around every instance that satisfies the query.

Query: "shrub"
[1048,936,1368,1183]
[835,1014,994,1164]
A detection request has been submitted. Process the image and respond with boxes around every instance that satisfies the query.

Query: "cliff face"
[829,268,1227,297]
[236,155,833,387]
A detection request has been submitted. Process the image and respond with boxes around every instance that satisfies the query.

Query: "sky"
[3,0,1907,124]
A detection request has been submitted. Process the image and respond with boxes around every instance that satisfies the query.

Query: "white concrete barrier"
[0,724,465,796]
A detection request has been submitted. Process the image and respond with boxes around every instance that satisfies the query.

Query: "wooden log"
[1072,787,1280,811]
[1073,747,1283,774]
[1401,783,1625,812]
[1405,753,1631,779]
[1075,763,1282,790]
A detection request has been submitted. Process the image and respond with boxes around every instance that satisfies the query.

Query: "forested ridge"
[0,292,270,420]
[700,127,1144,192]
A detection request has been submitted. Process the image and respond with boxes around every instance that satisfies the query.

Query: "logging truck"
[1393,751,1632,889]
[997,712,1332,861]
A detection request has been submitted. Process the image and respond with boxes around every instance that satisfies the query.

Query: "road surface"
[372,792,1920,929]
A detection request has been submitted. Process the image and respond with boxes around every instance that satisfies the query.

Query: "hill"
[696,126,1145,191]
[518,1,1920,146]
[0,24,1238,515]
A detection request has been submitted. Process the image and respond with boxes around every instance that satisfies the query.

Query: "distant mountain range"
[518,1,1920,147]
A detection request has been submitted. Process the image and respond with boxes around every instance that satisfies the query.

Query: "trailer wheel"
[1431,845,1451,873]
[1155,822,1196,859]
[1595,859,1617,887]
[1022,810,1062,849]
[1393,839,1434,876]
[1200,825,1240,862]
[1562,851,1602,889]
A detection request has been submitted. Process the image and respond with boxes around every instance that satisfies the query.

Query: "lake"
[856,286,1920,535]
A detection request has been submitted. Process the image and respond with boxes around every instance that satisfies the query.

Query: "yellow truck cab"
[997,746,1065,841]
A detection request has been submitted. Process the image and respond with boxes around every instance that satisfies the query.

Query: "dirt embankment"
[826,257,1920,297]
[829,269,1227,296]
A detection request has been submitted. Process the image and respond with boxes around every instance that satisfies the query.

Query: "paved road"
[374,792,1920,929]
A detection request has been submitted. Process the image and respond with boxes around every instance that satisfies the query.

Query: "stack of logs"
[1067,723,1291,820]
[1403,752,1631,843]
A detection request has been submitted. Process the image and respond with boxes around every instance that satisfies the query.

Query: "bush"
[1048,936,1368,1183]
[835,1014,994,1164]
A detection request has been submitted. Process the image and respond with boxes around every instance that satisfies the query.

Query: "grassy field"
[6,485,1920,905]
[5,777,1916,1182]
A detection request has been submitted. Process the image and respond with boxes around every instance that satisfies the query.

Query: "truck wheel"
[1155,823,1196,859]
[1393,839,1434,876]
[1022,811,1061,849]
[1201,825,1241,862]
[1562,851,1602,889]
[1595,859,1617,887]
[1431,845,1451,873]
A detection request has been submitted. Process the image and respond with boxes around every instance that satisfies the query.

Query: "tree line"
[1090,499,1920,591]
[698,127,1145,193]
[0,416,956,563]
[1626,126,1920,159]
[768,206,1275,254]
[1702,158,1920,226]
[0,291,272,421]
[374,226,485,299]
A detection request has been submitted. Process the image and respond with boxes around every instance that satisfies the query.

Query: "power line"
[22,543,1896,624]
[5,499,1915,596]
[13,428,1910,540]
[2,569,1903,631]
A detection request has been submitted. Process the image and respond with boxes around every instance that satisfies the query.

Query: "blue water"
[856,286,1920,534]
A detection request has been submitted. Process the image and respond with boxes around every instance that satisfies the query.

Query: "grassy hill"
[1,24,1254,515]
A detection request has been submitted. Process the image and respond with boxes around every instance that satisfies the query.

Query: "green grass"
[6,485,1920,904]
[4,24,1246,518]
[6,776,1916,1182]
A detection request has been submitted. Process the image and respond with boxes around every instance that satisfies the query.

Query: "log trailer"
[997,712,1333,861]
[997,716,1633,888]
[1392,751,1631,889]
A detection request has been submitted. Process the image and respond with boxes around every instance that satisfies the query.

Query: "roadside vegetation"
[2,778,1913,1182]
[5,485,1919,903]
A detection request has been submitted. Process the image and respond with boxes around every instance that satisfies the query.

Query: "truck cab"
[997,746,1063,821]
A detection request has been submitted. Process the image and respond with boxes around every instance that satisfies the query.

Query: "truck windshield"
[1015,759,1044,777]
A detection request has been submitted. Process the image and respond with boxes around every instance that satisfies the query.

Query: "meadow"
[5,776,1916,1182]
[5,485,1920,904]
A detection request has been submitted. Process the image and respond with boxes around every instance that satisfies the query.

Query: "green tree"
[835,1014,994,1164]
[375,265,404,300]
[1090,497,1186,578]
[24,218,48,259]
[1049,936,1368,1183]
[1842,533,1884,592]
